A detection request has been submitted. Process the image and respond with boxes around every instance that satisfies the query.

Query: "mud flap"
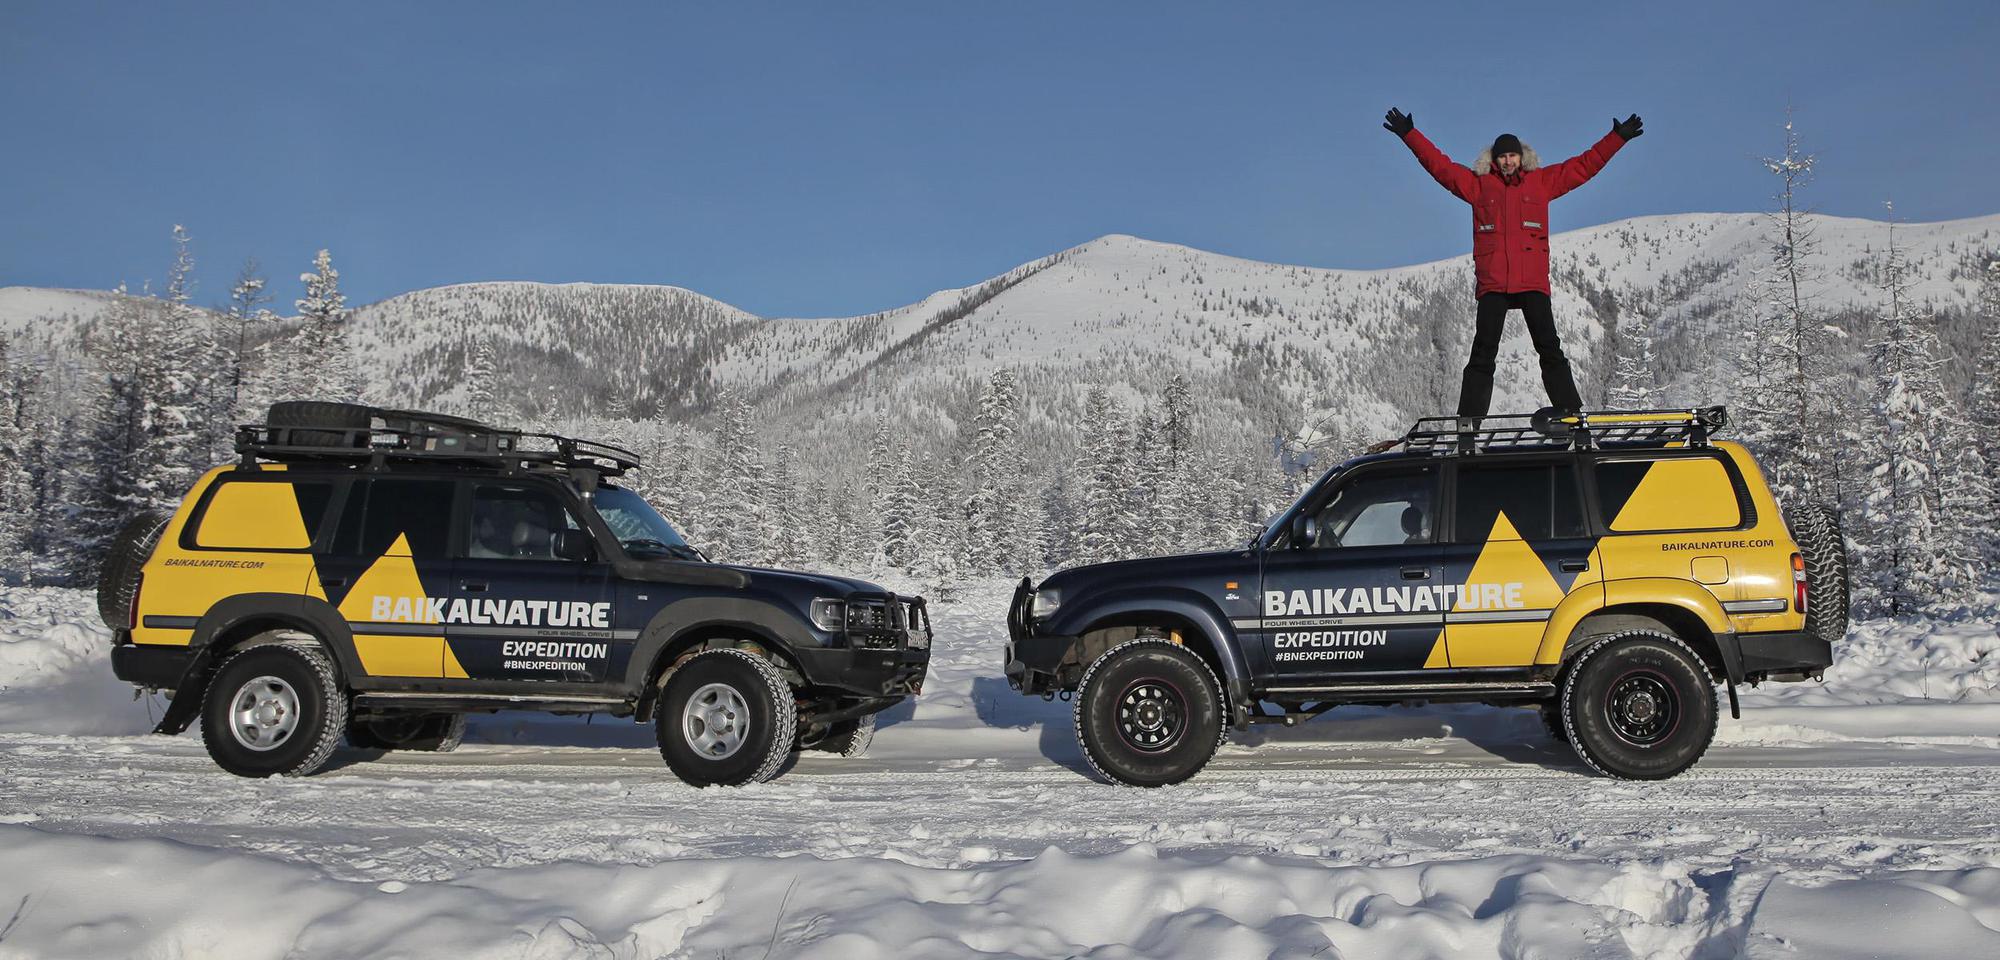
[152,647,213,735]
[1714,632,1745,720]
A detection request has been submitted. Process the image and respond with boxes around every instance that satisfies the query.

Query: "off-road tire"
[96,510,170,630]
[1073,639,1226,787]
[1561,631,1718,780]
[267,400,371,448]
[1789,499,1850,643]
[347,713,466,752]
[656,649,796,786]
[1537,701,1568,743]
[200,644,348,778]
[813,712,876,758]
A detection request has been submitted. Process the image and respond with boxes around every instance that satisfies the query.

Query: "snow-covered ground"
[3,582,1998,958]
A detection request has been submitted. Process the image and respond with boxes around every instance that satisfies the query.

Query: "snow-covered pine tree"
[961,368,1022,572]
[709,390,768,563]
[880,441,922,571]
[463,335,500,422]
[1863,206,1963,614]
[0,342,30,576]
[1078,386,1135,564]
[291,249,362,402]
[147,225,213,505]
[223,259,274,418]
[1972,257,2000,557]
[1605,297,1657,409]
[1734,116,1831,504]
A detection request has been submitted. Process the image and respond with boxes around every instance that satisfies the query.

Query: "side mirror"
[552,530,594,562]
[1290,514,1319,548]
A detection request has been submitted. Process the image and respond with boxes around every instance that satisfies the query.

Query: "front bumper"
[795,594,933,697]
[1002,577,1075,696]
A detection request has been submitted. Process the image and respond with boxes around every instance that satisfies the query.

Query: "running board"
[1259,681,1555,703]
[352,692,631,715]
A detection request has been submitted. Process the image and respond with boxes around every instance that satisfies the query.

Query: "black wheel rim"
[1116,677,1188,754]
[1605,669,1681,747]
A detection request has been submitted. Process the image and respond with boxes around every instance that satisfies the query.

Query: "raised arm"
[1546,114,1642,199]
[1385,109,1477,203]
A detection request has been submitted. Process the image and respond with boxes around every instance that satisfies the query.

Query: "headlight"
[1031,588,1061,619]
[809,598,845,632]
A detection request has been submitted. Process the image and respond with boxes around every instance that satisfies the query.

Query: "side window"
[1311,466,1435,548]
[1597,457,1742,532]
[1455,462,1584,542]
[192,479,336,550]
[331,479,456,558]
[467,484,583,560]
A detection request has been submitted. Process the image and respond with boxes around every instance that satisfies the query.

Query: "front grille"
[842,594,932,650]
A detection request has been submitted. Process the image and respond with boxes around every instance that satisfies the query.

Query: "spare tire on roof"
[267,401,372,448]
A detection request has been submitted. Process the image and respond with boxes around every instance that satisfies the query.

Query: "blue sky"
[4,1,1995,317]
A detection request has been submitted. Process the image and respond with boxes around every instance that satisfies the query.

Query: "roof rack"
[234,407,642,477]
[1397,406,1727,456]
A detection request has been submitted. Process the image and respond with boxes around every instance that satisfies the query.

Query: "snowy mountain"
[7,210,1998,443]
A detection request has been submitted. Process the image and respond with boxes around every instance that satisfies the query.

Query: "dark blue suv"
[103,403,932,785]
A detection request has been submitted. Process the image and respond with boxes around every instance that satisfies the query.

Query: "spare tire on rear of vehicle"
[1788,499,1849,643]
[267,400,372,448]
[97,510,172,630]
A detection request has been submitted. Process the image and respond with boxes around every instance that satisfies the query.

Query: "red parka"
[1399,128,1626,296]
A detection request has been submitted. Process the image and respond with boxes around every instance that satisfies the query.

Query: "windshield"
[590,486,702,560]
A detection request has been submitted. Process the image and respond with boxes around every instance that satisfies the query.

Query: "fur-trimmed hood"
[1472,141,1541,175]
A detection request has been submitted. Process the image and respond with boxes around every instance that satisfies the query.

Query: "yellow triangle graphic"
[337,535,434,622]
[1457,513,1567,609]
[443,644,470,678]
[1422,631,1449,668]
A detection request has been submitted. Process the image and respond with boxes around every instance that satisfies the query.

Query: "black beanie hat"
[1491,133,1523,157]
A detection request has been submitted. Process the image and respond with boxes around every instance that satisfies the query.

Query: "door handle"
[461,581,489,592]
[1559,560,1589,572]
[1401,566,1431,581]
[321,576,350,589]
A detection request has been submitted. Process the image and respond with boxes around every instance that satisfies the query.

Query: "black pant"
[1457,291,1582,418]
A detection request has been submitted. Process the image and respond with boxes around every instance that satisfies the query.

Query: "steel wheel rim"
[230,675,301,752]
[1116,677,1188,754]
[1605,669,1681,747]
[682,682,750,760]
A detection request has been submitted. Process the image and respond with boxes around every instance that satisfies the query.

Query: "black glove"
[1612,113,1643,141]
[1383,107,1414,137]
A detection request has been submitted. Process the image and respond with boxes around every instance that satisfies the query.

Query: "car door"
[1257,462,1447,683]
[444,480,619,684]
[1442,457,1603,668]
[314,477,456,679]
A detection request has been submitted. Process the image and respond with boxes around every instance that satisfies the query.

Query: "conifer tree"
[1864,206,1963,613]
[1971,257,2000,556]
[292,249,362,402]
[1736,115,1831,503]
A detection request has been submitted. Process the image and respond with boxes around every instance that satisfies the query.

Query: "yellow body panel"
[353,634,446,677]
[134,467,318,647]
[1532,442,1804,659]
[130,465,450,679]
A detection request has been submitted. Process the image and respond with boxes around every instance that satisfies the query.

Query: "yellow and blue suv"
[100,402,931,785]
[1005,408,1845,786]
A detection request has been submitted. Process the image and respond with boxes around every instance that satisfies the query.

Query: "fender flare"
[1046,588,1252,692]
[1534,577,1730,665]
[624,596,823,698]
[151,593,358,736]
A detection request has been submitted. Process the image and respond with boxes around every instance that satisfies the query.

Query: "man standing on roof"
[1384,107,1643,420]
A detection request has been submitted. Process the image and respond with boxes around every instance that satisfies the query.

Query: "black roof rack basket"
[235,406,641,476]
[1398,406,1727,455]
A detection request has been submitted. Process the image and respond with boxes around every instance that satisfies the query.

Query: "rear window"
[193,480,336,550]
[1596,457,1741,532]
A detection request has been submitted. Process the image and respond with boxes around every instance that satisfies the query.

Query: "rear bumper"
[111,638,195,690]
[1721,630,1833,682]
